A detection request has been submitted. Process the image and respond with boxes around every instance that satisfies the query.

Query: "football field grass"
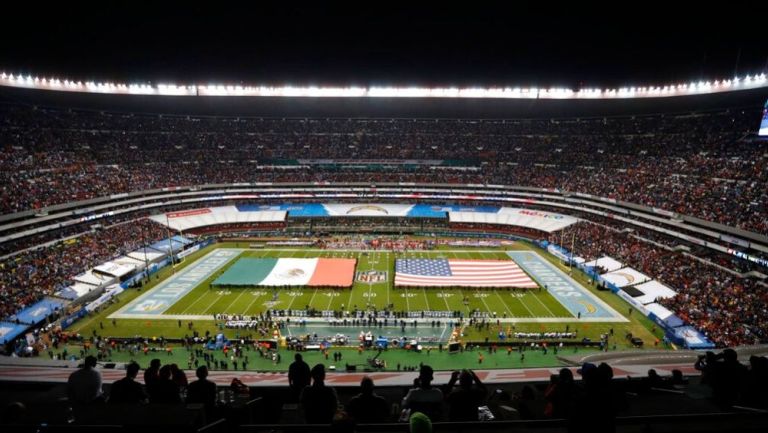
[162,248,572,318]
[69,241,667,354]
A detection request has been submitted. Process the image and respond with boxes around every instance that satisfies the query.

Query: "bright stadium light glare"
[2,70,768,98]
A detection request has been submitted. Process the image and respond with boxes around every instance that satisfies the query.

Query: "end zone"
[507,251,627,322]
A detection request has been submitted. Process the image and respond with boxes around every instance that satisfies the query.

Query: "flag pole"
[166,213,175,273]
[570,232,575,270]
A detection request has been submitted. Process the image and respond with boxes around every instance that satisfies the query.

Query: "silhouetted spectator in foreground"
[347,376,389,423]
[300,364,338,424]
[569,362,626,433]
[710,348,748,409]
[150,365,181,404]
[289,353,311,399]
[2,402,28,425]
[187,366,217,409]
[144,358,161,396]
[67,355,103,404]
[544,368,576,419]
[402,365,443,421]
[109,362,147,404]
[170,363,188,388]
[445,369,487,421]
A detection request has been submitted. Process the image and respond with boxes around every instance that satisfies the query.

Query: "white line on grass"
[325,290,335,311]
[494,290,515,317]
[478,290,494,314]
[441,291,451,310]
[241,290,264,315]
[527,291,557,317]
[515,291,537,317]
[220,287,250,315]
[307,289,318,309]
[180,290,215,314]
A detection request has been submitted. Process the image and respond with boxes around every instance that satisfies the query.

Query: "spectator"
[144,358,161,396]
[170,363,188,388]
[149,365,182,404]
[289,353,311,398]
[300,364,338,424]
[402,365,443,421]
[444,369,487,421]
[67,355,103,405]
[346,376,389,423]
[108,362,147,404]
[544,368,576,419]
[409,411,432,433]
[187,366,217,408]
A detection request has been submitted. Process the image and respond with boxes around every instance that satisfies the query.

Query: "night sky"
[1,2,767,88]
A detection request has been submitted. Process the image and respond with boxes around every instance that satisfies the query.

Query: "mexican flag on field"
[212,258,356,287]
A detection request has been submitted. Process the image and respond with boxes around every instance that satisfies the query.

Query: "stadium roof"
[0,3,766,88]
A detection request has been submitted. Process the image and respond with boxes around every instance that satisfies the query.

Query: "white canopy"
[644,302,676,320]
[449,207,577,233]
[73,270,115,287]
[601,267,651,288]
[583,256,623,273]
[94,261,136,278]
[150,206,286,231]
[634,280,678,305]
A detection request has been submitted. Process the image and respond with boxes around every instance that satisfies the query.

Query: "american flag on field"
[394,259,539,288]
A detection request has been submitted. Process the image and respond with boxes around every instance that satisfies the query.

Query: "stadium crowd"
[0,219,167,319]
[560,222,768,347]
[19,349,753,428]
[1,103,765,234]
[0,102,766,348]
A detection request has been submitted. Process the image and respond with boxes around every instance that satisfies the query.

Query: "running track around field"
[0,363,699,387]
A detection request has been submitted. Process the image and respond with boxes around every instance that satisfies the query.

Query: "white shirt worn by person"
[67,367,104,404]
[402,386,444,408]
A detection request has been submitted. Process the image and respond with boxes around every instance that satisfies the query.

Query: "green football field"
[68,241,666,356]
[162,248,571,318]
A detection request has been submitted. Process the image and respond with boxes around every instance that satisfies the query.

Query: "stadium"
[1,4,768,433]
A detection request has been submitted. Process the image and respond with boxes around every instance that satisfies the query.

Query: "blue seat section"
[11,298,66,325]
[406,204,500,218]
[236,203,329,217]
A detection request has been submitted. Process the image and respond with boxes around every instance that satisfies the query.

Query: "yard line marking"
[180,289,216,314]
[527,291,557,317]
[494,290,515,317]
[307,289,318,309]
[242,290,264,315]
[514,290,536,317]
[220,286,250,314]
[441,290,451,310]
[326,289,335,311]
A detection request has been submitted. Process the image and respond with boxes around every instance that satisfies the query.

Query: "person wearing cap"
[408,412,432,433]
[409,411,432,433]
[577,362,596,376]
